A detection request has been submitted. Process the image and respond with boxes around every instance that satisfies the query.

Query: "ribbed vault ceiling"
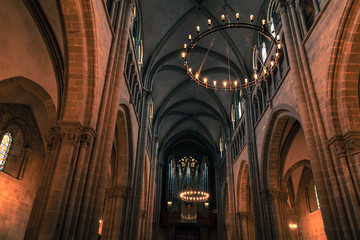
[140,0,266,162]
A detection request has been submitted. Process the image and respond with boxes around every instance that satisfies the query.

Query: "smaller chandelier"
[182,13,282,91]
[179,190,210,202]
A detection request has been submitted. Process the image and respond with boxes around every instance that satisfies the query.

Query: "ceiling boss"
[182,12,282,91]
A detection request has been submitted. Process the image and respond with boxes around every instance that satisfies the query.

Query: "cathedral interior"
[0,0,359,239]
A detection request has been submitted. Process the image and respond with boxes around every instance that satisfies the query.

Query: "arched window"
[261,42,267,63]
[0,131,12,171]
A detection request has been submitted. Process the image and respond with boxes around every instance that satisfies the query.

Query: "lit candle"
[188,68,192,73]
[213,80,217,86]
[221,14,225,22]
[181,52,186,58]
[223,81,227,87]
[188,34,192,41]
[184,44,187,49]
[208,19,211,26]
[236,13,240,21]
[245,78,248,84]
[250,15,254,23]
[204,78,207,83]
[196,26,200,33]
[234,81,238,86]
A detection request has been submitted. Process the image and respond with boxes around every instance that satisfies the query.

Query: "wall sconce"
[167,201,173,208]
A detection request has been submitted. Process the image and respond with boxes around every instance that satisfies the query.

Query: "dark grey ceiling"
[140,0,267,161]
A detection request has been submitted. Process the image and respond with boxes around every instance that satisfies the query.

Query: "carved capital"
[268,189,288,202]
[47,127,61,151]
[140,210,147,218]
[277,1,288,15]
[60,127,81,145]
[345,136,360,155]
[80,131,94,147]
[128,0,136,10]
[236,211,249,220]
[332,139,346,157]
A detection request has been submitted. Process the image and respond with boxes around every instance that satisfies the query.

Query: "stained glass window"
[0,132,12,171]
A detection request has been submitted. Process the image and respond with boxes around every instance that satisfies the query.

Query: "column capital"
[345,133,360,155]
[105,185,133,199]
[264,188,288,202]
[236,211,249,220]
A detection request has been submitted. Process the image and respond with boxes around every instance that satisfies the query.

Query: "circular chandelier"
[179,190,210,202]
[182,14,282,91]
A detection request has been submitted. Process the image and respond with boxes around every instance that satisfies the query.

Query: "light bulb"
[184,44,187,49]
[221,15,225,22]
[234,81,238,86]
[223,81,227,87]
[196,26,200,33]
[262,19,266,25]
[213,81,217,86]
[277,43,282,49]
[181,52,186,58]
[188,34,192,41]
[250,15,254,22]
[204,78,207,83]
[208,19,211,25]
[245,78,248,84]
[236,13,240,21]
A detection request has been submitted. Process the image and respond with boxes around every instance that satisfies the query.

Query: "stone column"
[128,89,150,240]
[267,189,288,240]
[37,122,82,239]
[225,139,238,239]
[102,184,131,239]
[295,3,308,36]
[145,136,159,239]
[236,212,249,240]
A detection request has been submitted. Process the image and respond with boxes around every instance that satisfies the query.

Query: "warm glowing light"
[98,219,103,235]
[245,78,248,84]
[262,19,266,25]
[195,73,199,79]
[236,13,240,21]
[234,81,238,86]
[250,15,254,21]
[275,52,279,58]
[181,52,186,58]
[270,60,274,66]
[184,44,187,49]
[263,68,267,74]
[277,34,281,41]
[277,43,282,49]
[204,78,208,83]
[289,223,298,230]
[208,19,211,25]
[254,73,258,79]
[205,202,209,207]
[213,81,217,86]
[196,26,200,33]
[167,201,173,207]
[223,81,227,87]
[189,34,192,41]
[188,68,192,73]
[221,14,225,22]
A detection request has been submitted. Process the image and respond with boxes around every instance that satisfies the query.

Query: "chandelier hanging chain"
[198,38,215,75]
[182,14,282,91]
